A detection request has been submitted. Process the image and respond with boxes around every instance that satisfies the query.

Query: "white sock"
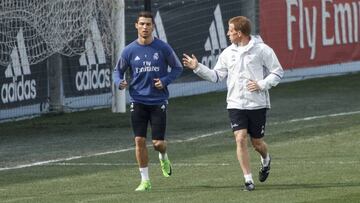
[244,173,253,183]
[139,167,149,181]
[261,153,270,167]
[159,152,168,160]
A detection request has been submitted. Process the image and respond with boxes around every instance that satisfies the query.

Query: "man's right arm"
[113,57,128,89]
[183,53,227,83]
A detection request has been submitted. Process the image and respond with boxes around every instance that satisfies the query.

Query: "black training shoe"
[259,156,271,182]
[244,181,255,191]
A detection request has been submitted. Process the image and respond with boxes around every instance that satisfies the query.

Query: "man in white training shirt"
[182,16,283,191]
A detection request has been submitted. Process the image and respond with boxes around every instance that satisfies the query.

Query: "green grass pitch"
[1,73,360,202]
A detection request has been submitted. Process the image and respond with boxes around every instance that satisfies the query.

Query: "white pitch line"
[1,110,360,172]
[172,130,229,143]
[47,160,359,167]
[0,148,134,171]
[270,110,360,125]
[47,162,230,167]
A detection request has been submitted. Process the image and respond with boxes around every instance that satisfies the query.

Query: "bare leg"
[152,140,167,153]
[251,138,268,159]
[135,136,148,168]
[252,137,271,183]
[234,129,251,175]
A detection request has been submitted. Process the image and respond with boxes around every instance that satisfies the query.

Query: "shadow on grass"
[156,184,244,193]
[158,182,360,193]
[257,182,360,190]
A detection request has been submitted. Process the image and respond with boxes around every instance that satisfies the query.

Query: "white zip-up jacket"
[194,36,284,109]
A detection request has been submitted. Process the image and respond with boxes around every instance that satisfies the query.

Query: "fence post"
[112,0,126,113]
[144,0,151,11]
[47,53,64,112]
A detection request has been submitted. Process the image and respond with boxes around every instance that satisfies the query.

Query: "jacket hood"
[251,35,264,44]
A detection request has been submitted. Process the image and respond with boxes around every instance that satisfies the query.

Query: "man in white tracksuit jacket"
[183,16,284,191]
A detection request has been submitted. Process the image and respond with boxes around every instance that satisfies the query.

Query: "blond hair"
[228,16,251,36]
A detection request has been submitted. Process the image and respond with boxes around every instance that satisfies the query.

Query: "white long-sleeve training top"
[194,36,284,110]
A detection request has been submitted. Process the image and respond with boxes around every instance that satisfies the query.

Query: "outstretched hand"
[182,53,198,70]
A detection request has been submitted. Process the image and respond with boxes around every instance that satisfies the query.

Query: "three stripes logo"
[152,11,167,42]
[76,18,111,91]
[1,28,36,104]
[152,11,172,72]
[201,4,228,69]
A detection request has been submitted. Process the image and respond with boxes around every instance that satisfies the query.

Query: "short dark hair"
[228,16,251,36]
[136,11,154,24]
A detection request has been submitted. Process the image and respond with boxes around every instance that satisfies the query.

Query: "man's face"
[227,23,241,44]
[135,17,154,38]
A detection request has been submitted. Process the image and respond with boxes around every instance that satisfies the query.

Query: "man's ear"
[238,31,243,37]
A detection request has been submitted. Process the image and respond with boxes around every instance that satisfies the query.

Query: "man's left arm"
[160,50,183,87]
[257,47,284,90]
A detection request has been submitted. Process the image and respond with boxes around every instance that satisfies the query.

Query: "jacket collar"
[232,35,264,52]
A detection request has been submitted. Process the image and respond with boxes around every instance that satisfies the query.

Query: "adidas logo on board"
[1,28,36,104]
[201,4,228,69]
